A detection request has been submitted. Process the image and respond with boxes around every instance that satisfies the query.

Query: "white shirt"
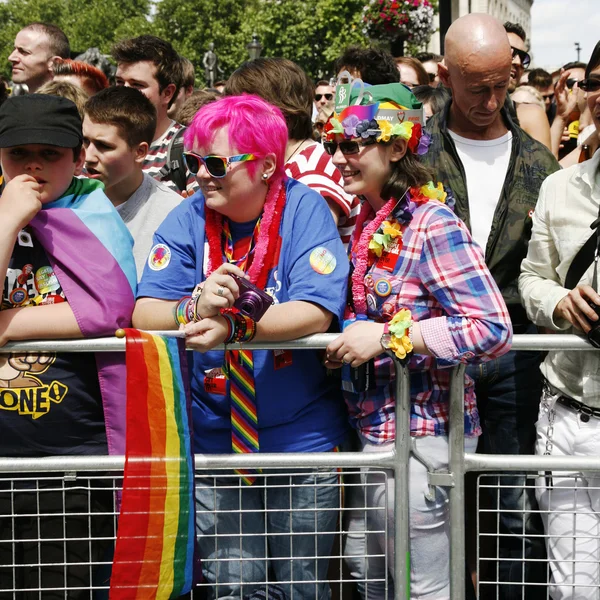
[448,130,513,251]
[519,149,600,405]
[116,173,183,281]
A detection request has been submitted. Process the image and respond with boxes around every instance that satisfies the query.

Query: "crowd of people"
[0,12,599,600]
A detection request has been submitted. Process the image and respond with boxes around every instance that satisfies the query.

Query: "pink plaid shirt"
[343,200,512,443]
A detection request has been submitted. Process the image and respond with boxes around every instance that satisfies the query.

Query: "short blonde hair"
[37,80,89,119]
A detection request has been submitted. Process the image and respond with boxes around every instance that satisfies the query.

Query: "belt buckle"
[579,405,593,417]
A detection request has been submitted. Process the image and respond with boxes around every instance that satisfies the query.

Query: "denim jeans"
[195,469,339,600]
[467,327,547,600]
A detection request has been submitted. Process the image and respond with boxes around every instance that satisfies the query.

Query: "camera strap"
[564,202,600,290]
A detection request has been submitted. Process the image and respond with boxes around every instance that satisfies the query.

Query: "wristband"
[221,308,257,344]
[174,295,193,326]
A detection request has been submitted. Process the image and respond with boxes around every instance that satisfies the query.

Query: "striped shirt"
[285,143,359,245]
[344,200,512,443]
[143,121,199,197]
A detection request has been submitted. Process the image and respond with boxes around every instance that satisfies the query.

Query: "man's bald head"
[445,13,512,73]
[439,13,512,136]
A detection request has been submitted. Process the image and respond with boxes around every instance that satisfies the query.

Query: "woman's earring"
[262,173,269,180]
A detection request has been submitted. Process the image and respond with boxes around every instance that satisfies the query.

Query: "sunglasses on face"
[566,78,582,90]
[579,78,600,93]
[511,46,531,69]
[182,152,256,178]
[315,93,333,102]
[323,138,376,156]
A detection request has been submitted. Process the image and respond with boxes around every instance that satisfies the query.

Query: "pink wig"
[184,94,287,181]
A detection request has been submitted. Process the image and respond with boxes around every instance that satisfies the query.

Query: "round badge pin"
[364,275,375,289]
[374,278,392,297]
[309,246,337,275]
[148,244,172,271]
[9,288,27,306]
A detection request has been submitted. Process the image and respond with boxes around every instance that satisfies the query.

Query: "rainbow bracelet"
[174,296,193,326]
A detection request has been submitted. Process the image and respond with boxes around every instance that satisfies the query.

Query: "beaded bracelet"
[221,308,257,344]
[381,308,414,362]
[174,295,193,326]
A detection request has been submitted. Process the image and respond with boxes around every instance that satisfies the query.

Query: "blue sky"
[530,0,599,70]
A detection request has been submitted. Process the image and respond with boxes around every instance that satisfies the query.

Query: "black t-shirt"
[0,228,108,457]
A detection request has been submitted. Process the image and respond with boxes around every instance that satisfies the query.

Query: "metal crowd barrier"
[0,333,598,599]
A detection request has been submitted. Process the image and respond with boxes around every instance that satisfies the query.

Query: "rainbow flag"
[110,330,197,599]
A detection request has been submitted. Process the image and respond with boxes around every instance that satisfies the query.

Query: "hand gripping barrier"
[0,333,598,599]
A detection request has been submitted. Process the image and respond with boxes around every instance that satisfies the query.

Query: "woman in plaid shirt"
[324,81,512,599]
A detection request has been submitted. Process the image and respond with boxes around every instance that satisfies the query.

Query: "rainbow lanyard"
[222,218,262,272]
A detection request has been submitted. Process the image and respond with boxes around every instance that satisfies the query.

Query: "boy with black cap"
[0,94,136,594]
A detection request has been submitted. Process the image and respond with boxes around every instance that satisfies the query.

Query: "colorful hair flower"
[376,119,394,142]
[391,120,414,142]
[342,114,360,138]
[416,130,431,155]
[407,122,422,153]
[328,117,344,135]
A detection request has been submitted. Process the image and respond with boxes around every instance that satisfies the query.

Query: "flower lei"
[349,181,454,317]
[205,177,286,290]
[325,116,431,156]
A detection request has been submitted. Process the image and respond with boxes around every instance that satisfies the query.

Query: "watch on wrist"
[380,322,392,351]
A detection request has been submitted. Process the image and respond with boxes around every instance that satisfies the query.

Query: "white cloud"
[530,0,599,70]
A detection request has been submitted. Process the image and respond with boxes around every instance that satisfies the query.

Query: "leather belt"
[556,396,600,422]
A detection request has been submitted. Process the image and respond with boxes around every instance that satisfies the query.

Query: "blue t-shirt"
[138,178,349,454]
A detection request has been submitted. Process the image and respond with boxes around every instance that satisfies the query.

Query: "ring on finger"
[217,286,225,297]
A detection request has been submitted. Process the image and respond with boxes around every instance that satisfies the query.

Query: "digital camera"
[587,301,600,348]
[231,274,274,322]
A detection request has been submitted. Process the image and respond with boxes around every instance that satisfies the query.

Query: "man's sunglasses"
[511,46,531,69]
[315,93,333,102]
[182,152,256,178]
[579,78,600,93]
[566,78,582,90]
[323,139,376,156]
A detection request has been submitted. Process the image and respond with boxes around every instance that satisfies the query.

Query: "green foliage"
[154,0,370,83]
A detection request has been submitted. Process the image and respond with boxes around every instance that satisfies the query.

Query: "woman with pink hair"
[133,94,349,599]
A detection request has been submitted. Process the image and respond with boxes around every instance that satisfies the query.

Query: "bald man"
[421,13,559,600]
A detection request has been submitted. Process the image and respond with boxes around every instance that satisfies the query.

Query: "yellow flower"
[420,181,447,203]
[382,220,402,238]
[376,119,393,142]
[369,237,383,257]
[391,121,414,141]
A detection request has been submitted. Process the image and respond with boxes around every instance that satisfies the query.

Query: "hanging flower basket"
[362,0,436,49]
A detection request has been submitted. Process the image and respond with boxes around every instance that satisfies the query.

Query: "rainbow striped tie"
[228,349,259,485]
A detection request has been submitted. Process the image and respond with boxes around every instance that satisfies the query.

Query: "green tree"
[154,0,368,84]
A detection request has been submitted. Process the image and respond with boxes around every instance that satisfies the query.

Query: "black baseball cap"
[0,94,83,149]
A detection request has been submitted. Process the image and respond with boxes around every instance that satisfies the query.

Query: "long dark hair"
[380,146,434,201]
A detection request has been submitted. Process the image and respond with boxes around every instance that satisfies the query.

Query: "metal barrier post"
[448,363,467,600]
[393,361,411,600]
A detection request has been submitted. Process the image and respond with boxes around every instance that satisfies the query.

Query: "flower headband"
[324,77,431,156]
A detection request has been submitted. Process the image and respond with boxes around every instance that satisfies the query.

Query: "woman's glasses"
[579,78,600,93]
[323,139,376,156]
[511,46,531,69]
[315,93,333,102]
[182,152,256,178]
